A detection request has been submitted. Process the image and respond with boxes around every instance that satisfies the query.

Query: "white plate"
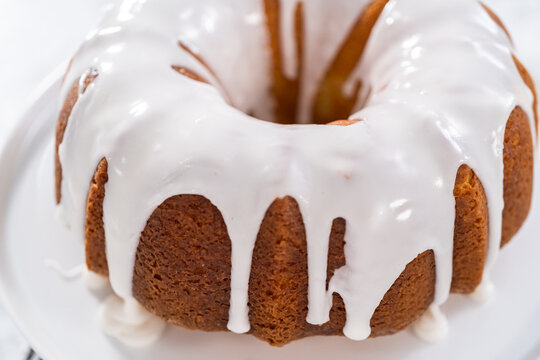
[0,72,539,360]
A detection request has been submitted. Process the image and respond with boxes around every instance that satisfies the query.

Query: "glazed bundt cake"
[55,0,537,347]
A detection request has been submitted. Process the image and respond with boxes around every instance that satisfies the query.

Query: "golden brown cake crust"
[501,106,534,247]
[171,65,209,84]
[132,195,232,331]
[451,165,488,293]
[327,119,361,126]
[85,158,109,275]
[247,197,313,344]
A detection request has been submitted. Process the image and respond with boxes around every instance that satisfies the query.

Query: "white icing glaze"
[82,267,110,291]
[279,0,299,80]
[470,278,496,303]
[98,295,166,347]
[57,0,535,345]
[412,305,449,343]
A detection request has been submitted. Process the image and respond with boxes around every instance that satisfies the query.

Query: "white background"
[0,0,538,359]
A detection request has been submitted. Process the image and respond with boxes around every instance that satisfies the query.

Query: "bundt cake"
[55,0,537,347]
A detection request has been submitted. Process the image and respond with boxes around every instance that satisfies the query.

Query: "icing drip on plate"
[44,260,110,291]
[98,295,166,347]
[470,278,496,304]
[412,305,449,343]
[57,0,535,346]
[44,260,84,280]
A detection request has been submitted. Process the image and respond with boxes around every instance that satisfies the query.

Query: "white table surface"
[0,0,538,359]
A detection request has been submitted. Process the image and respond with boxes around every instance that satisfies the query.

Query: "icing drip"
[57,0,535,345]
[412,305,449,343]
[44,260,84,280]
[44,259,110,291]
[82,267,110,291]
[470,278,496,303]
[98,295,166,347]
[278,0,300,80]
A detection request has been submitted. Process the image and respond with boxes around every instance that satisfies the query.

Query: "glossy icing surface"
[57,0,535,346]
